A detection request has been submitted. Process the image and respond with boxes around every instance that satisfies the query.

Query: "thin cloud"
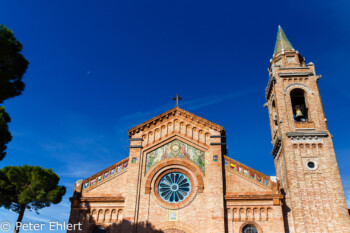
[184,89,256,111]
[59,159,110,179]
[119,89,255,122]
[119,103,173,121]
[24,214,51,224]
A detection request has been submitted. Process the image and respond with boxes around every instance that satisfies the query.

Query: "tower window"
[290,89,308,122]
[306,160,318,171]
[242,225,258,233]
[307,162,315,169]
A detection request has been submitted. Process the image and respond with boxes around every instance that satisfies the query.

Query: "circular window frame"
[305,159,318,171]
[154,168,197,210]
[158,172,192,203]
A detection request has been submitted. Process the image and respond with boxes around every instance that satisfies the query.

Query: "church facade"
[67,27,350,233]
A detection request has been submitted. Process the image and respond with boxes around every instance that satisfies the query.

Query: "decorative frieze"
[286,131,328,143]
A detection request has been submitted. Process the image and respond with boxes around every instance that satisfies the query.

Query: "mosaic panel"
[145,139,205,174]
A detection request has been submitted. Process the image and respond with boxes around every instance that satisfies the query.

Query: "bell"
[295,106,305,122]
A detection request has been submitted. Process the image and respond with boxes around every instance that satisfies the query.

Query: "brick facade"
[67,27,350,232]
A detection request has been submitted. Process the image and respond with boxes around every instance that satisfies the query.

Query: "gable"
[128,107,224,137]
[145,139,205,174]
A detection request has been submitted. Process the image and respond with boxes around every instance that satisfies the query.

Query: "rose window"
[158,172,191,203]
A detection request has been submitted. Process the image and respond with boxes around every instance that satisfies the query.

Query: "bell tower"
[265,26,350,233]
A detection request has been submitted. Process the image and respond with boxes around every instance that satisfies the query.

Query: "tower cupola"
[269,26,305,69]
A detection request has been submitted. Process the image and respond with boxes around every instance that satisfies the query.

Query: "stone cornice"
[70,196,125,203]
[278,71,313,77]
[128,107,224,136]
[278,66,310,70]
[224,194,283,200]
[286,131,328,138]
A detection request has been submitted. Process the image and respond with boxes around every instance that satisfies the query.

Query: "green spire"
[274,25,294,55]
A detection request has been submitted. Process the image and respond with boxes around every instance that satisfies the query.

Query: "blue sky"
[1,0,350,232]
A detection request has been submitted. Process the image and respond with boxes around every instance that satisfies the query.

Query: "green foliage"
[0,24,29,103]
[0,24,29,161]
[0,165,66,213]
[0,106,11,161]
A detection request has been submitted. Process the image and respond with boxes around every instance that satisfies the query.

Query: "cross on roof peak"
[172,94,182,107]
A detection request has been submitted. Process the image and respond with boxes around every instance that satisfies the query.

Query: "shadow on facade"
[69,197,167,233]
[280,189,290,233]
[84,220,166,233]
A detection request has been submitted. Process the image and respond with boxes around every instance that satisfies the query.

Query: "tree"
[0,24,29,161]
[0,106,12,161]
[0,25,29,103]
[0,165,66,233]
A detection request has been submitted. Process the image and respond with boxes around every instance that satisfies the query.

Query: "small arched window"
[242,225,258,233]
[92,226,106,233]
[290,89,308,122]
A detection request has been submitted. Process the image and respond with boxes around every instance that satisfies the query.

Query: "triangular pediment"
[128,107,224,136]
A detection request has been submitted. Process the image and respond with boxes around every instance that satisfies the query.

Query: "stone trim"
[210,142,226,146]
[279,67,310,70]
[286,131,328,137]
[283,83,313,95]
[286,131,328,144]
[210,135,226,138]
[225,194,283,201]
[278,71,313,77]
[128,138,143,141]
[127,145,143,148]
[73,196,125,202]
